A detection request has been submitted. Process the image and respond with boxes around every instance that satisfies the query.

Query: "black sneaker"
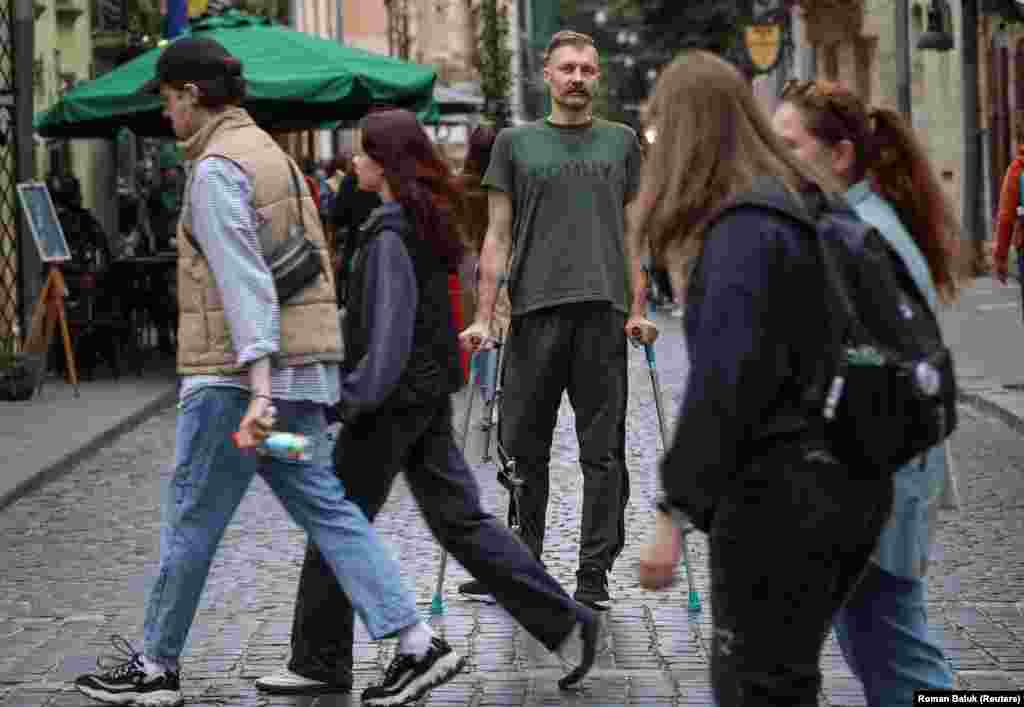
[74,636,183,706]
[574,568,611,611]
[557,613,600,690]
[457,579,496,604]
[361,637,466,706]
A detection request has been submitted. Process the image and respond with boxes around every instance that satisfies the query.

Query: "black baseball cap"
[141,37,243,94]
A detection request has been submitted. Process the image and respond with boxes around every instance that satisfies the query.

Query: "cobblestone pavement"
[1,312,1022,706]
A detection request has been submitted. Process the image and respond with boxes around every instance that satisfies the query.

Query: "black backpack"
[720,178,957,474]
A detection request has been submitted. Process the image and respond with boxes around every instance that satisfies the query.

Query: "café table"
[108,253,177,355]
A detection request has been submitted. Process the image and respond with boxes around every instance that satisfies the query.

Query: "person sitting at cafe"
[47,172,112,271]
[148,162,186,253]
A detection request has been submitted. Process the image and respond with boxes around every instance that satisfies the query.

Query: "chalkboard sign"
[17,181,71,263]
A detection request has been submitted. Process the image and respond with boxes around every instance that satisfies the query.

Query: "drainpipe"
[14,0,38,332]
[897,0,912,119]
[333,0,343,156]
[962,0,984,272]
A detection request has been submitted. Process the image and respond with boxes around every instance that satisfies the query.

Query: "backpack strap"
[182,152,308,260]
[709,177,860,332]
[707,177,861,421]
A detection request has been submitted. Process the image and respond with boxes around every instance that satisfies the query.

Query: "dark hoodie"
[336,202,463,422]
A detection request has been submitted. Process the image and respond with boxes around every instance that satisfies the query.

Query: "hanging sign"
[743,22,785,74]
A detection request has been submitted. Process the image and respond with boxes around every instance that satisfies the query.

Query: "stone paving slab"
[1,307,1023,706]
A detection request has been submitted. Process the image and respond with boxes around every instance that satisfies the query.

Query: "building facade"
[34,0,97,206]
[792,1,964,213]
[789,0,1024,250]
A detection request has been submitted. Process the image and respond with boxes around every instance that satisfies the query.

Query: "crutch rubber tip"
[429,595,447,616]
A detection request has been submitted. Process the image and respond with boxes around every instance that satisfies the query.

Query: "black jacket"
[339,203,463,421]
[660,204,832,532]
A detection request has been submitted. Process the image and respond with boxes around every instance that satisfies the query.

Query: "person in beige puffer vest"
[73,37,464,707]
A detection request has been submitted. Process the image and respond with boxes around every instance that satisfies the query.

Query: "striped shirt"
[178,156,341,405]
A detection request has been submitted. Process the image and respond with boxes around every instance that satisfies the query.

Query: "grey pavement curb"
[0,388,178,513]
[960,391,1024,436]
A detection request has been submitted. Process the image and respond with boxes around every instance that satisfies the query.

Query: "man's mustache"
[567,85,590,95]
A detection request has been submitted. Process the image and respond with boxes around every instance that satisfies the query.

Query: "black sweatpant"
[288,398,586,683]
[499,302,629,572]
[708,440,893,707]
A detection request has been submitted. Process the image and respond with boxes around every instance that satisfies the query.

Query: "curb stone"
[960,391,1024,436]
[0,388,178,512]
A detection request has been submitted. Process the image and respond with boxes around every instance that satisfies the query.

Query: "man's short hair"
[543,30,597,65]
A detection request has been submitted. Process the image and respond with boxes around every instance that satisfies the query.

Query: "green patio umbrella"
[35,10,439,138]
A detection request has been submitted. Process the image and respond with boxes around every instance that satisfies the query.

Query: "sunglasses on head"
[780,79,861,140]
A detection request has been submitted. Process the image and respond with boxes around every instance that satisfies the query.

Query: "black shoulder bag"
[185,155,325,303]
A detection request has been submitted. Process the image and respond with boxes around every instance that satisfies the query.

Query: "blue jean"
[142,387,419,668]
[834,563,954,707]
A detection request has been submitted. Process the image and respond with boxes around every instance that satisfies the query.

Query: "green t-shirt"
[482,118,642,316]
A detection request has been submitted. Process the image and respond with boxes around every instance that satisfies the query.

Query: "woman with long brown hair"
[635,51,893,707]
[772,78,959,707]
[256,109,601,704]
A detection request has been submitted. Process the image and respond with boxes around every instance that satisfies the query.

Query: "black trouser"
[651,267,674,303]
[288,398,586,684]
[498,302,629,573]
[708,440,893,707]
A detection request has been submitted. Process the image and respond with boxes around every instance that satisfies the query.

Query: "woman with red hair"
[256,109,600,703]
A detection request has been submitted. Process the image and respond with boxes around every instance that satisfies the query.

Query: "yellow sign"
[744,23,783,72]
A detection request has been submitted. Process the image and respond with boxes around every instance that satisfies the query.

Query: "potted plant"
[0,326,42,402]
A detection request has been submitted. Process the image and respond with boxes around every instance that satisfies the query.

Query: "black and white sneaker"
[74,636,183,706]
[255,667,352,694]
[457,579,496,604]
[361,637,466,706]
[574,568,612,611]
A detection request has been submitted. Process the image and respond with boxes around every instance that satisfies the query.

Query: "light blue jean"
[833,563,954,707]
[143,386,420,669]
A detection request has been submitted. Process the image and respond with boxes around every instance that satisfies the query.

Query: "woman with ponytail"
[256,109,600,703]
[773,79,960,707]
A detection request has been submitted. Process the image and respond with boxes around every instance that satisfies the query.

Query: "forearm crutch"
[643,341,701,613]
[430,355,479,616]
[488,327,525,534]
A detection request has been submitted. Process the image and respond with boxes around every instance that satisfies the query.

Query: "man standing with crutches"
[459,30,655,610]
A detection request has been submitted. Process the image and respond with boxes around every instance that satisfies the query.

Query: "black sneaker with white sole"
[574,567,611,611]
[457,578,496,604]
[74,636,183,706]
[361,637,466,706]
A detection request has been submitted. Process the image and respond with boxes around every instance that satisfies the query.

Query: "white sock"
[556,622,583,667]
[397,621,434,658]
[140,654,174,675]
